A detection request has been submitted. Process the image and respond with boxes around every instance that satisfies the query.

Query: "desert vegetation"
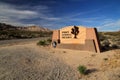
[101,50,120,70]
[0,30,52,40]
[0,38,119,80]
[77,65,87,75]
[37,38,52,46]
[98,31,120,51]
[0,23,52,40]
[37,40,47,46]
[98,50,120,80]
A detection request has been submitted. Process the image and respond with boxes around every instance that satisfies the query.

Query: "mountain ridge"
[0,23,51,32]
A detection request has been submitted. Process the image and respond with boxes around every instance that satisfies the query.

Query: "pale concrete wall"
[57,40,96,52]
[86,28,101,53]
[52,30,60,42]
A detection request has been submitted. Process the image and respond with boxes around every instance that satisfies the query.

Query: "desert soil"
[0,40,120,80]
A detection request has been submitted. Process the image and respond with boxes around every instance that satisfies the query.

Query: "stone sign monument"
[52,26,101,53]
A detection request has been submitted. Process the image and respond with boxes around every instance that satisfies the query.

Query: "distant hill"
[25,26,50,32]
[0,23,52,40]
[0,23,50,32]
[0,23,17,30]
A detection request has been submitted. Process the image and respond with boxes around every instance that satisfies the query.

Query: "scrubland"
[0,42,119,80]
[0,31,119,80]
[98,31,120,50]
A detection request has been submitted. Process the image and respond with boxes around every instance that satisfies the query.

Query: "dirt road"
[0,37,49,47]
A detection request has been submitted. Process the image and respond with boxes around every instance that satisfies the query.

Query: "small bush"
[98,32,107,41]
[63,51,66,53]
[103,58,108,61]
[37,40,47,46]
[78,65,87,75]
[111,44,118,49]
[47,38,52,43]
[102,40,110,47]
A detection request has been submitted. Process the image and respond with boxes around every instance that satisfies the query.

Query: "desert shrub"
[103,58,108,61]
[37,40,47,46]
[111,44,119,49]
[37,39,52,46]
[102,40,110,47]
[104,31,120,36]
[0,30,52,40]
[98,32,107,41]
[104,41,110,47]
[99,31,120,51]
[47,38,52,43]
[78,65,87,75]
[63,51,66,53]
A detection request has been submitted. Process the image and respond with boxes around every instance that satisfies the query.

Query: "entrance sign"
[52,26,101,53]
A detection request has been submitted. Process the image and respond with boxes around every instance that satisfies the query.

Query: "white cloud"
[0,2,63,26]
[97,19,120,31]
[1,2,118,31]
[0,2,39,26]
[0,15,27,26]
[0,2,103,28]
[41,17,61,20]
[103,20,120,27]
[0,3,38,18]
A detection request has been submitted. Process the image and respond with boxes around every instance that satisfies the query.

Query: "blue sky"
[0,0,120,31]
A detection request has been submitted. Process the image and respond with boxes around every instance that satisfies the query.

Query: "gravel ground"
[0,44,78,80]
[0,41,119,80]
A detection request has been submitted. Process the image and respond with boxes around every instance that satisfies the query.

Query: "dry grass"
[101,49,120,70]
[0,40,120,80]
[0,44,78,80]
[51,48,120,80]
[97,49,120,80]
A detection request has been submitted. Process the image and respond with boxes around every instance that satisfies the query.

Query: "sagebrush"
[78,65,87,75]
